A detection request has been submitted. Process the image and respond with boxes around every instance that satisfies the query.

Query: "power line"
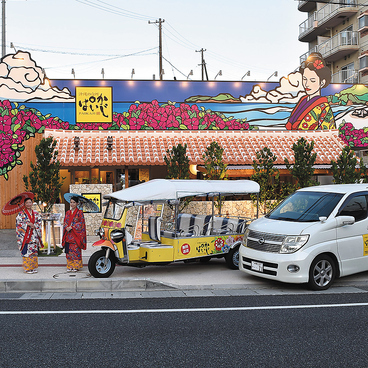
[162,56,188,79]
[11,44,158,57]
[75,0,155,21]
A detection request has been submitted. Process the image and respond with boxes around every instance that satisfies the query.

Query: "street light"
[131,68,135,79]
[71,68,75,79]
[214,70,222,79]
[10,42,16,52]
[267,71,278,81]
[241,71,250,80]
[187,69,193,79]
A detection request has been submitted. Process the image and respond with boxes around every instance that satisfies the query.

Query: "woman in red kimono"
[286,53,335,130]
[62,196,87,272]
[16,197,42,274]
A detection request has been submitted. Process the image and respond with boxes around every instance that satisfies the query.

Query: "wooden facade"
[0,134,43,229]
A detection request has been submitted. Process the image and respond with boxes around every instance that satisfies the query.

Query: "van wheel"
[308,255,336,291]
[88,249,116,278]
[225,245,240,270]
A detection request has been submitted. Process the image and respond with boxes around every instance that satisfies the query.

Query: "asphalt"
[2,229,368,298]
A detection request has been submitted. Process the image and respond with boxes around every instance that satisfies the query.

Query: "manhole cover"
[53,271,91,279]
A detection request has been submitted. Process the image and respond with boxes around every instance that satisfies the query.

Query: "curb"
[0,278,176,293]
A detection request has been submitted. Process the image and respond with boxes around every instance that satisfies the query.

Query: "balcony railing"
[298,0,329,13]
[299,31,359,64]
[299,0,358,41]
[331,69,359,84]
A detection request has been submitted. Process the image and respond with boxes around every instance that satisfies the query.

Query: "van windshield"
[266,191,344,222]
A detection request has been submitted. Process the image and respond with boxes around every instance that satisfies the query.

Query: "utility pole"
[148,18,165,80]
[196,48,208,81]
[2,0,5,58]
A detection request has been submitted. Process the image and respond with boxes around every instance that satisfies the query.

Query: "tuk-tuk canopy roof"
[105,179,260,203]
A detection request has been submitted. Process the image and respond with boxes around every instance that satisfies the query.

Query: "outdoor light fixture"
[267,71,278,81]
[214,70,222,79]
[71,68,75,79]
[107,136,113,150]
[131,68,135,79]
[187,70,193,79]
[241,71,250,80]
[101,68,105,79]
[74,136,80,150]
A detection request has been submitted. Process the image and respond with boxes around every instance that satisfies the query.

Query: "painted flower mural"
[338,121,368,148]
[0,99,253,180]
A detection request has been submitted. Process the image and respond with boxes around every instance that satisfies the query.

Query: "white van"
[239,184,368,290]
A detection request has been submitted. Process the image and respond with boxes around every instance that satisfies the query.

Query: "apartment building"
[298,0,368,84]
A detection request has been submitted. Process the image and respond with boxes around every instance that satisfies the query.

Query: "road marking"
[1,302,368,315]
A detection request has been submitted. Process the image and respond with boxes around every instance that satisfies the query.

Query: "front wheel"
[88,249,116,278]
[308,254,336,291]
[225,244,240,270]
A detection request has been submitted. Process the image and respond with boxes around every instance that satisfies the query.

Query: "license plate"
[251,261,264,272]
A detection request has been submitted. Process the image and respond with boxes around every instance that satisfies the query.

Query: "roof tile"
[47,129,347,167]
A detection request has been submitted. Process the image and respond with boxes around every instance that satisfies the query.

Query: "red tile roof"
[45,129,347,167]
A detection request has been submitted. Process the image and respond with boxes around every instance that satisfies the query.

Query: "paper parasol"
[63,193,99,213]
[1,192,35,216]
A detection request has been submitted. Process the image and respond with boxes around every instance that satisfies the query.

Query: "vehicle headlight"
[280,235,309,254]
[242,228,250,246]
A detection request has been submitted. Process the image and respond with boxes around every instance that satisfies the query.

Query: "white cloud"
[0,51,75,102]
[241,72,305,104]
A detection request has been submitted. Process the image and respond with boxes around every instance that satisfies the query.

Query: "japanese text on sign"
[76,87,112,123]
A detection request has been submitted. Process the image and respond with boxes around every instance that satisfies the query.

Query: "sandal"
[25,270,34,274]
[67,269,73,272]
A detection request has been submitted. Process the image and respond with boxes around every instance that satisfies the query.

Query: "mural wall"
[1,51,368,180]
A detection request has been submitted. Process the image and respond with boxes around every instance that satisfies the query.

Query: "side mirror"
[336,215,355,227]
[319,216,327,222]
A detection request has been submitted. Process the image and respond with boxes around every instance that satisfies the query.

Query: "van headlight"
[242,228,250,246]
[280,235,309,254]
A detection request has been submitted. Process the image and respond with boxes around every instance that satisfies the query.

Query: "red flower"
[313,59,324,70]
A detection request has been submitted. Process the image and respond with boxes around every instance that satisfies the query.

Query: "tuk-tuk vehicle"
[88,179,260,278]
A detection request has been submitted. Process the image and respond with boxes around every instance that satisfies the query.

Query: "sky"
[4,0,308,82]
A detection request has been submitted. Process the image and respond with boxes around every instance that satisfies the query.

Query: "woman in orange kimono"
[16,197,42,274]
[286,53,335,131]
[62,196,87,272]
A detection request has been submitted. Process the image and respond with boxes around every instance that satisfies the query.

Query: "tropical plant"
[164,143,190,179]
[285,137,318,189]
[251,147,281,215]
[23,137,64,213]
[330,145,367,184]
[202,141,227,180]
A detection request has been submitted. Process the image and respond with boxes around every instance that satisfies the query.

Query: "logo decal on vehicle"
[181,243,190,255]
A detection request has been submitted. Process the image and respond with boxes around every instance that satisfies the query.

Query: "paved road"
[1,293,368,367]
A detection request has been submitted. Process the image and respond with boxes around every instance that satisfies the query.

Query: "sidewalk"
[2,229,368,296]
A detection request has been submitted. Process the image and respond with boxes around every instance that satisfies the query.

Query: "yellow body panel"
[139,244,173,262]
[168,234,245,261]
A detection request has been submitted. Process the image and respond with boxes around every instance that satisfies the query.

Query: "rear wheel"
[308,254,336,290]
[225,244,240,270]
[88,249,116,278]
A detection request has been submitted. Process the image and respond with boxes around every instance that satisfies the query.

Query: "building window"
[359,55,368,71]
[359,14,368,31]
[341,62,356,83]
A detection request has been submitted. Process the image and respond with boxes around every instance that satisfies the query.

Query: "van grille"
[246,230,285,253]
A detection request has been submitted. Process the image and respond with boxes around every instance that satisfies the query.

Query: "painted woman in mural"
[286,53,335,130]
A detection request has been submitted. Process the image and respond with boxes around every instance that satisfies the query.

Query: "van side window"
[339,195,368,222]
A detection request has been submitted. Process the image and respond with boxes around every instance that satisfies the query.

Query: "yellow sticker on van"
[363,234,368,256]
